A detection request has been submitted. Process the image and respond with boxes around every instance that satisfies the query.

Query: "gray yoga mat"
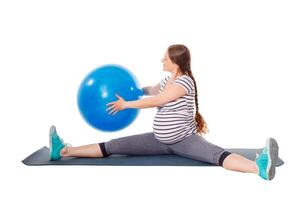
[22,146,284,166]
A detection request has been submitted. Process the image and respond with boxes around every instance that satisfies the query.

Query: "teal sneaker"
[255,138,279,180]
[49,125,65,161]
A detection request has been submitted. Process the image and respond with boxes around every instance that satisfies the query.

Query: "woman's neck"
[170,71,184,80]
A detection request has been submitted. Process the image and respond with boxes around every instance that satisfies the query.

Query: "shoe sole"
[266,137,279,180]
[49,125,56,160]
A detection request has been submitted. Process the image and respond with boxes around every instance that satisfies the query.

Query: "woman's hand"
[106,94,127,115]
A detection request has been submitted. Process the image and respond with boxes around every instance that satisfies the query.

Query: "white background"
[0,0,299,199]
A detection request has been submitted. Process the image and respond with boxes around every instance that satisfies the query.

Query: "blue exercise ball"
[77,64,144,132]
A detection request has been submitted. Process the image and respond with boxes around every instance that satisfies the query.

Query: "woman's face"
[161,51,179,73]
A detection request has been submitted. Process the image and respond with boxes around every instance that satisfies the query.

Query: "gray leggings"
[99,132,231,166]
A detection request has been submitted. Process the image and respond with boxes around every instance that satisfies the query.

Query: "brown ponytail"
[187,71,209,135]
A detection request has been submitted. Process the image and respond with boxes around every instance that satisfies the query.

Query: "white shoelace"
[61,138,72,150]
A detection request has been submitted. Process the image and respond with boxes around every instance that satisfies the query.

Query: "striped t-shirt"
[153,75,197,144]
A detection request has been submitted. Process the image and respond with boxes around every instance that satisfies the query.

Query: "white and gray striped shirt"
[153,75,197,144]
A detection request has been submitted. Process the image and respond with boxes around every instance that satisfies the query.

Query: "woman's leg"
[59,132,172,158]
[102,132,172,156]
[60,144,103,158]
[170,134,258,173]
[222,153,258,174]
[223,138,279,180]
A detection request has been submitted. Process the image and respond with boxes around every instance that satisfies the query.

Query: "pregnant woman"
[49,44,279,181]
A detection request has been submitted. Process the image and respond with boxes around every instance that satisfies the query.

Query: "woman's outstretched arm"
[128,83,187,108]
[106,83,186,114]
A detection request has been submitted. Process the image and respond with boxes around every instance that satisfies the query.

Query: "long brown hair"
[167,44,209,135]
